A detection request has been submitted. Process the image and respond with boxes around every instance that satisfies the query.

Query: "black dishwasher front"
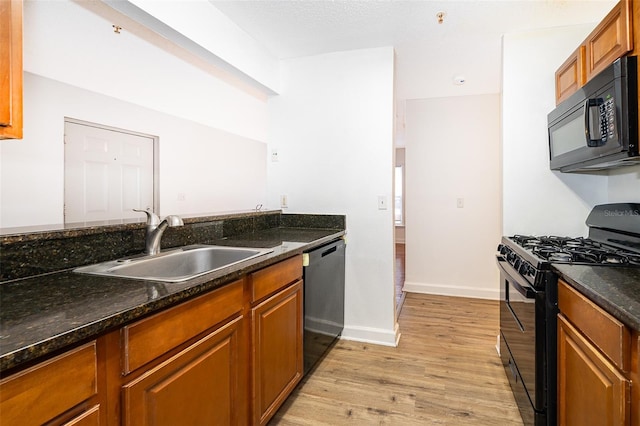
[303,238,345,374]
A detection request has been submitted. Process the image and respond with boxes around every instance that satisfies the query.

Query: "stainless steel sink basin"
[74,244,273,282]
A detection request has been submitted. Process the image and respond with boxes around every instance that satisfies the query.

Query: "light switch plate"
[378,196,387,210]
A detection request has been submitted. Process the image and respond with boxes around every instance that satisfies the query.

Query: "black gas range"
[497,203,640,426]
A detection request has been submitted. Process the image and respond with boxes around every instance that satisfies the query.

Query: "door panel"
[64,121,154,223]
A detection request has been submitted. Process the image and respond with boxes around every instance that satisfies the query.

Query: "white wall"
[0,74,267,227]
[502,26,610,237]
[123,0,281,94]
[608,166,640,202]
[404,94,501,299]
[1,0,269,228]
[267,47,398,346]
[23,0,268,142]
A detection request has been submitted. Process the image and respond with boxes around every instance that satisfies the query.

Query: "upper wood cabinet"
[554,0,634,104]
[585,0,634,81]
[555,46,586,105]
[0,0,23,140]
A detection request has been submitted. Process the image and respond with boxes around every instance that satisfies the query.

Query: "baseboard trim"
[403,281,499,300]
[340,322,400,347]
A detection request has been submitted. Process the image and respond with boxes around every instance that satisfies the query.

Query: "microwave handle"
[584,98,605,147]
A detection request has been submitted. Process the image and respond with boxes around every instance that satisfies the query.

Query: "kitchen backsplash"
[0,212,346,281]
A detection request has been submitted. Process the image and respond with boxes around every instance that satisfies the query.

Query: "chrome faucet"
[134,209,184,255]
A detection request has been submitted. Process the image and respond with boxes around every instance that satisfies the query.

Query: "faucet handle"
[163,215,184,227]
[133,208,160,226]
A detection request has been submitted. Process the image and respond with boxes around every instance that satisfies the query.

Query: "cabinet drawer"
[251,255,303,303]
[0,342,98,426]
[558,279,631,371]
[122,279,243,374]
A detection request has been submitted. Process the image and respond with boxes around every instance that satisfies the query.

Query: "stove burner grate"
[511,235,639,266]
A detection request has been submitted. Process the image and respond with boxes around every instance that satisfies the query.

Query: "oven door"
[498,256,546,426]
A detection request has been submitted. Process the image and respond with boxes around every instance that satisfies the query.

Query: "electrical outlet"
[457,198,464,208]
[271,149,279,162]
[280,194,288,208]
[177,192,186,202]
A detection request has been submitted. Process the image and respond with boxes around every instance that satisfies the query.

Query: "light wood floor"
[270,293,524,425]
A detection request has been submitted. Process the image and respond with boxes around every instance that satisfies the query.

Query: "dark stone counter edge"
[0,230,344,374]
[552,265,640,331]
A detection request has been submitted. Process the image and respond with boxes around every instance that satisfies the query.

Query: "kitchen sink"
[73,244,273,282]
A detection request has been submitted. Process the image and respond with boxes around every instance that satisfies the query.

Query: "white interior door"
[64,121,154,223]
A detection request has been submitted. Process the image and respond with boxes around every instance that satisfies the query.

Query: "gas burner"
[627,254,640,266]
[510,234,640,266]
[602,253,628,264]
[549,252,572,262]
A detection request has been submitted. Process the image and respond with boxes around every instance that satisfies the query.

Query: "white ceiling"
[210,0,617,99]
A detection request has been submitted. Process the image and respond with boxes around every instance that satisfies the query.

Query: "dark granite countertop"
[0,227,344,373]
[552,264,640,331]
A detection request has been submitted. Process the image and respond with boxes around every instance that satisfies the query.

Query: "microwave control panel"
[599,97,616,142]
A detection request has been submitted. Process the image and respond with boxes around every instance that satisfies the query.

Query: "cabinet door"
[0,0,23,139]
[631,332,639,426]
[558,314,630,426]
[62,405,101,426]
[122,316,244,426]
[555,46,586,104]
[585,0,633,81]
[252,280,303,425]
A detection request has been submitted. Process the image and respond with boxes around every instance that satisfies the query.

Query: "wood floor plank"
[269,293,524,425]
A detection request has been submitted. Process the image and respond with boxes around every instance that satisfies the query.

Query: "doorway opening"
[395,147,406,317]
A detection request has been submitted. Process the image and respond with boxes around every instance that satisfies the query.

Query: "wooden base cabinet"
[557,279,633,426]
[252,280,303,425]
[0,255,309,426]
[0,342,102,426]
[558,315,630,425]
[122,316,244,426]
[249,255,304,425]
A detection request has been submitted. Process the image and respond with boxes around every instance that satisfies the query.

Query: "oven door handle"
[496,256,536,299]
[509,278,535,299]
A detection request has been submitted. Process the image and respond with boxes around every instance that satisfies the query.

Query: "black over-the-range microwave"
[548,56,638,172]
